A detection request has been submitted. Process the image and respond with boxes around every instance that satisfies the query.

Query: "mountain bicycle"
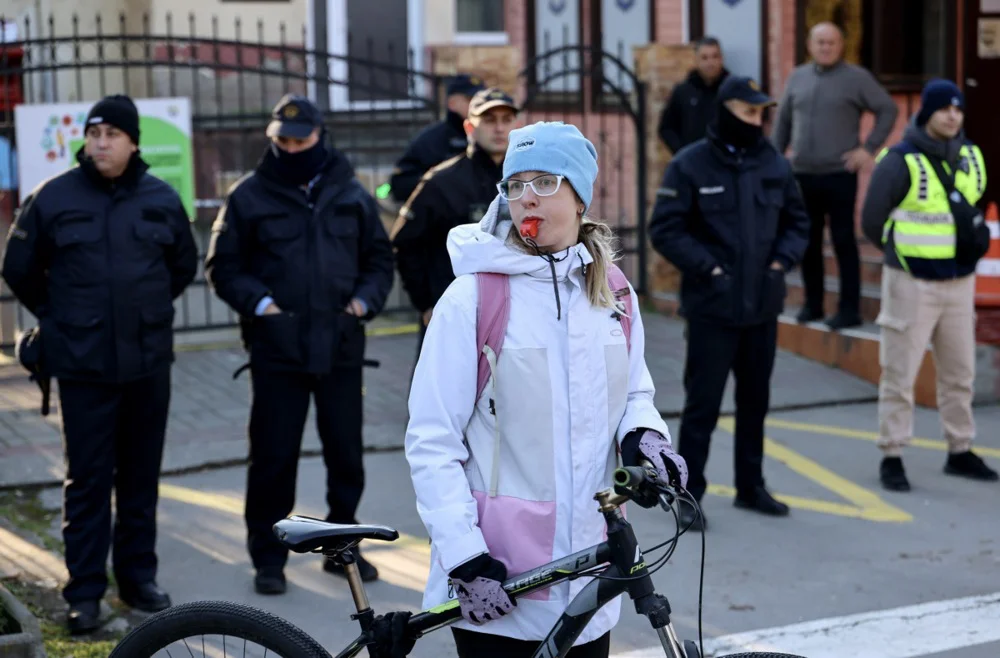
[108,462,806,658]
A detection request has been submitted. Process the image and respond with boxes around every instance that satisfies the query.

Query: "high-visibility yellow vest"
[876,141,987,274]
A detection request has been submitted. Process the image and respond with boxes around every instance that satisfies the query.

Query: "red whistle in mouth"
[520,218,541,239]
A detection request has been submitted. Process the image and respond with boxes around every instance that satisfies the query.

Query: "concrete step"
[783,271,882,324]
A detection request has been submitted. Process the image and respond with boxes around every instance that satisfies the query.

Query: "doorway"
[964,0,1000,209]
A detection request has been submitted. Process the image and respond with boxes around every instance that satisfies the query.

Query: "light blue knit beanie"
[502,121,599,212]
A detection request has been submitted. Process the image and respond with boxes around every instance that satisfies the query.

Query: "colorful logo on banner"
[549,0,567,14]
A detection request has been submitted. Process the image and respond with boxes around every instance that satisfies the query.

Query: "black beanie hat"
[916,79,964,127]
[85,94,140,144]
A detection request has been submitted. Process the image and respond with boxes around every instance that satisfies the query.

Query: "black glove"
[369,610,416,658]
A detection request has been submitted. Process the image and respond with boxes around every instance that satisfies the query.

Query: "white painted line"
[611,591,1000,658]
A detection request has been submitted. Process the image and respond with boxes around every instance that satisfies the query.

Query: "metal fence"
[516,40,648,293]
[0,15,651,350]
[0,12,445,349]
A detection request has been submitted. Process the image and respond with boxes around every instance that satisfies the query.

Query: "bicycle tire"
[107,600,333,658]
[716,653,808,658]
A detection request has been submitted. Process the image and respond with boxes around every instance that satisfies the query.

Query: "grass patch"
[0,489,63,555]
[2,577,127,658]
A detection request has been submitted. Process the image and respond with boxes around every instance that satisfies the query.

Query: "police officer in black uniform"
[204,94,394,595]
[388,73,486,204]
[1,94,198,633]
[649,76,810,531]
[390,87,518,346]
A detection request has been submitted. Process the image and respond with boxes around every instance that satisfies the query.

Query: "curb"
[0,582,45,658]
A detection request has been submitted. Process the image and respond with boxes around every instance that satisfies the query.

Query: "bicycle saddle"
[273,515,399,553]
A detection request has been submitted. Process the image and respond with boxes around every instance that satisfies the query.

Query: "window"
[595,0,651,93]
[456,0,507,44]
[531,0,582,94]
[797,0,954,89]
[860,0,950,84]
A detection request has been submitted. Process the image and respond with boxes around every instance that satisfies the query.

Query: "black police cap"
[717,76,776,107]
[446,74,486,97]
[266,94,323,139]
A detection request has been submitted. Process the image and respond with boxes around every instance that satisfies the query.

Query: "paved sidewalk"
[0,313,880,488]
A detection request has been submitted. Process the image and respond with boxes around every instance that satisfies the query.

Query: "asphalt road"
[53,400,1000,658]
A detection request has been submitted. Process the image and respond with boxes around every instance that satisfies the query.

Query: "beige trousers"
[876,266,976,456]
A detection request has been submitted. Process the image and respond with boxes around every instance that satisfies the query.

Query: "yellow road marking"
[765,418,1000,459]
[158,482,431,593]
[716,418,912,523]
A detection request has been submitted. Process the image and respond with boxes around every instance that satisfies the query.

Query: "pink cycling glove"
[448,553,516,625]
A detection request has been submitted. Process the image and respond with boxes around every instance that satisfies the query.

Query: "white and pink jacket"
[403,196,671,645]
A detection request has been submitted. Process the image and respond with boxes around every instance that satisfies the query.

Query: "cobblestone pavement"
[0,312,880,488]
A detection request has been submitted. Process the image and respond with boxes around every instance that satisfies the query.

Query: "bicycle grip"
[613,459,661,491]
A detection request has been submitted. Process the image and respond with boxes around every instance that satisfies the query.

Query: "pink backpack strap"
[606,263,632,353]
[475,272,511,403]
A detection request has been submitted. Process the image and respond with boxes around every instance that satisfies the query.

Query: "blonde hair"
[507,215,623,312]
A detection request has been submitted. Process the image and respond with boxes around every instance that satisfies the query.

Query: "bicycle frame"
[333,486,687,658]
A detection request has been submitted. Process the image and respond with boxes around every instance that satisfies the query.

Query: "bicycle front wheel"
[719,653,805,658]
[108,600,333,658]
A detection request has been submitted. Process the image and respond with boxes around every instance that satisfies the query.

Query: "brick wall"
[505,0,528,53]
[656,0,686,45]
[768,0,798,97]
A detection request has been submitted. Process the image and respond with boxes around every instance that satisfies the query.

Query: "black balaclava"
[715,103,763,150]
[270,132,329,186]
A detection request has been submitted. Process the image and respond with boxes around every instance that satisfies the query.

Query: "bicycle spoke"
[180,637,196,658]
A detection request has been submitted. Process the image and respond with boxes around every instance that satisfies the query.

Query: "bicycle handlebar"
[613,461,679,507]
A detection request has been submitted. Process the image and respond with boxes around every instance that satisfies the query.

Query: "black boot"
[324,549,379,582]
[734,486,790,516]
[118,581,171,613]
[880,456,911,491]
[825,311,863,330]
[944,451,999,481]
[254,567,287,595]
[796,307,824,323]
[66,599,101,635]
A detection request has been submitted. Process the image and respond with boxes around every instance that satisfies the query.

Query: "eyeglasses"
[497,174,565,201]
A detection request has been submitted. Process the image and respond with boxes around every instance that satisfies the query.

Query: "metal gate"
[0,12,442,350]
[517,40,649,294]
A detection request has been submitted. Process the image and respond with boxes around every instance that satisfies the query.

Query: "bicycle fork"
[634,593,688,658]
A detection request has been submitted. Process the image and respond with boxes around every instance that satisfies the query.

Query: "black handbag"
[15,326,51,416]
[926,155,990,267]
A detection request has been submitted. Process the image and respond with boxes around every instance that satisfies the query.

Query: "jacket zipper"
[734,156,744,324]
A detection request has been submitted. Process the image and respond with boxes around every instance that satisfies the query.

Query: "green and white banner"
[14,97,195,219]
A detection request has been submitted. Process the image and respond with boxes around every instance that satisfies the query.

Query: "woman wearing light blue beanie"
[404,121,687,657]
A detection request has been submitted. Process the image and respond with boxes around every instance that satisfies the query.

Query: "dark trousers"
[678,320,778,501]
[796,172,860,316]
[59,369,171,604]
[408,321,428,390]
[245,366,364,570]
[452,628,611,658]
